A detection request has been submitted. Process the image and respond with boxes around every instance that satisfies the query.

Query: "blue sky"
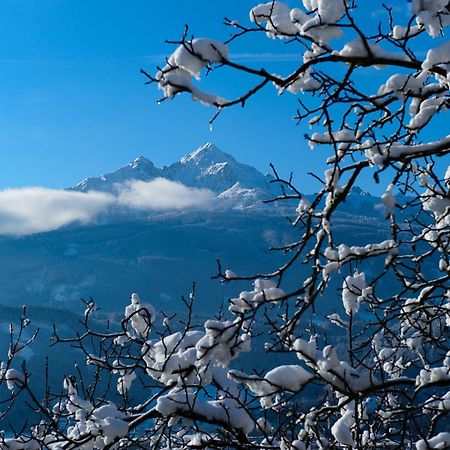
[0,1,445,194]
[1,0,320,190]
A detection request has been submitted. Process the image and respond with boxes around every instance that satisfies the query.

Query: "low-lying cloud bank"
[117,179,214,210]
[0,188,114,236]
[0,178,214,236]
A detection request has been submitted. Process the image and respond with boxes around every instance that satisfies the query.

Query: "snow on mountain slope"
[73,156,161,192]
[71,143,274,205]
[68,142,395,218]
[162,143,274,193]
[0,142,394,317]
[217,183,273,210]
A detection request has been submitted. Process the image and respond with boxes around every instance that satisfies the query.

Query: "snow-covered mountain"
[0,142,395,317]
[68,141,393,219]
[217,183,273,210]
[72,143,275,208]
[162,143,273,193]
[0,143,408,434]
[74,156,161,192]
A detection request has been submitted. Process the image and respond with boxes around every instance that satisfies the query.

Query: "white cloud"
[0,188,115,236]
[0,179,214,236]
[116,178,214,210]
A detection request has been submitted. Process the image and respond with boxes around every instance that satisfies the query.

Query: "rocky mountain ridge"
[71,142,384,214]
[73,143,274,196]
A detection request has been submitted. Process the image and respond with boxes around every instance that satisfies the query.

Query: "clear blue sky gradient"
[0,1,445,193]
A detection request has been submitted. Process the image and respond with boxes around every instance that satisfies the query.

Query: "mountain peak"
[128,155,156,170]
[350,186,371,196]
[72,155,160,192]
[72,143,272,197]
[162,143,272,194]
[181,143,235,165]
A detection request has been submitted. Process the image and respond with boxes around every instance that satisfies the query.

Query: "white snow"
[156,389,254,434]
[248,0,345,43]
[124,292,156,338]
[229,365,313,408]
[167,39,228,80]
[342,271,369,315]
[415,432,450,450]
[412,0,450,37]
[331,404,355,447]
[338,38,408,62]
[416,351,450,387]
[4,368,25,390]
[381,187,396,213]
[229,279,285,314]
[157,39,229,105]
[250,2,298,37]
